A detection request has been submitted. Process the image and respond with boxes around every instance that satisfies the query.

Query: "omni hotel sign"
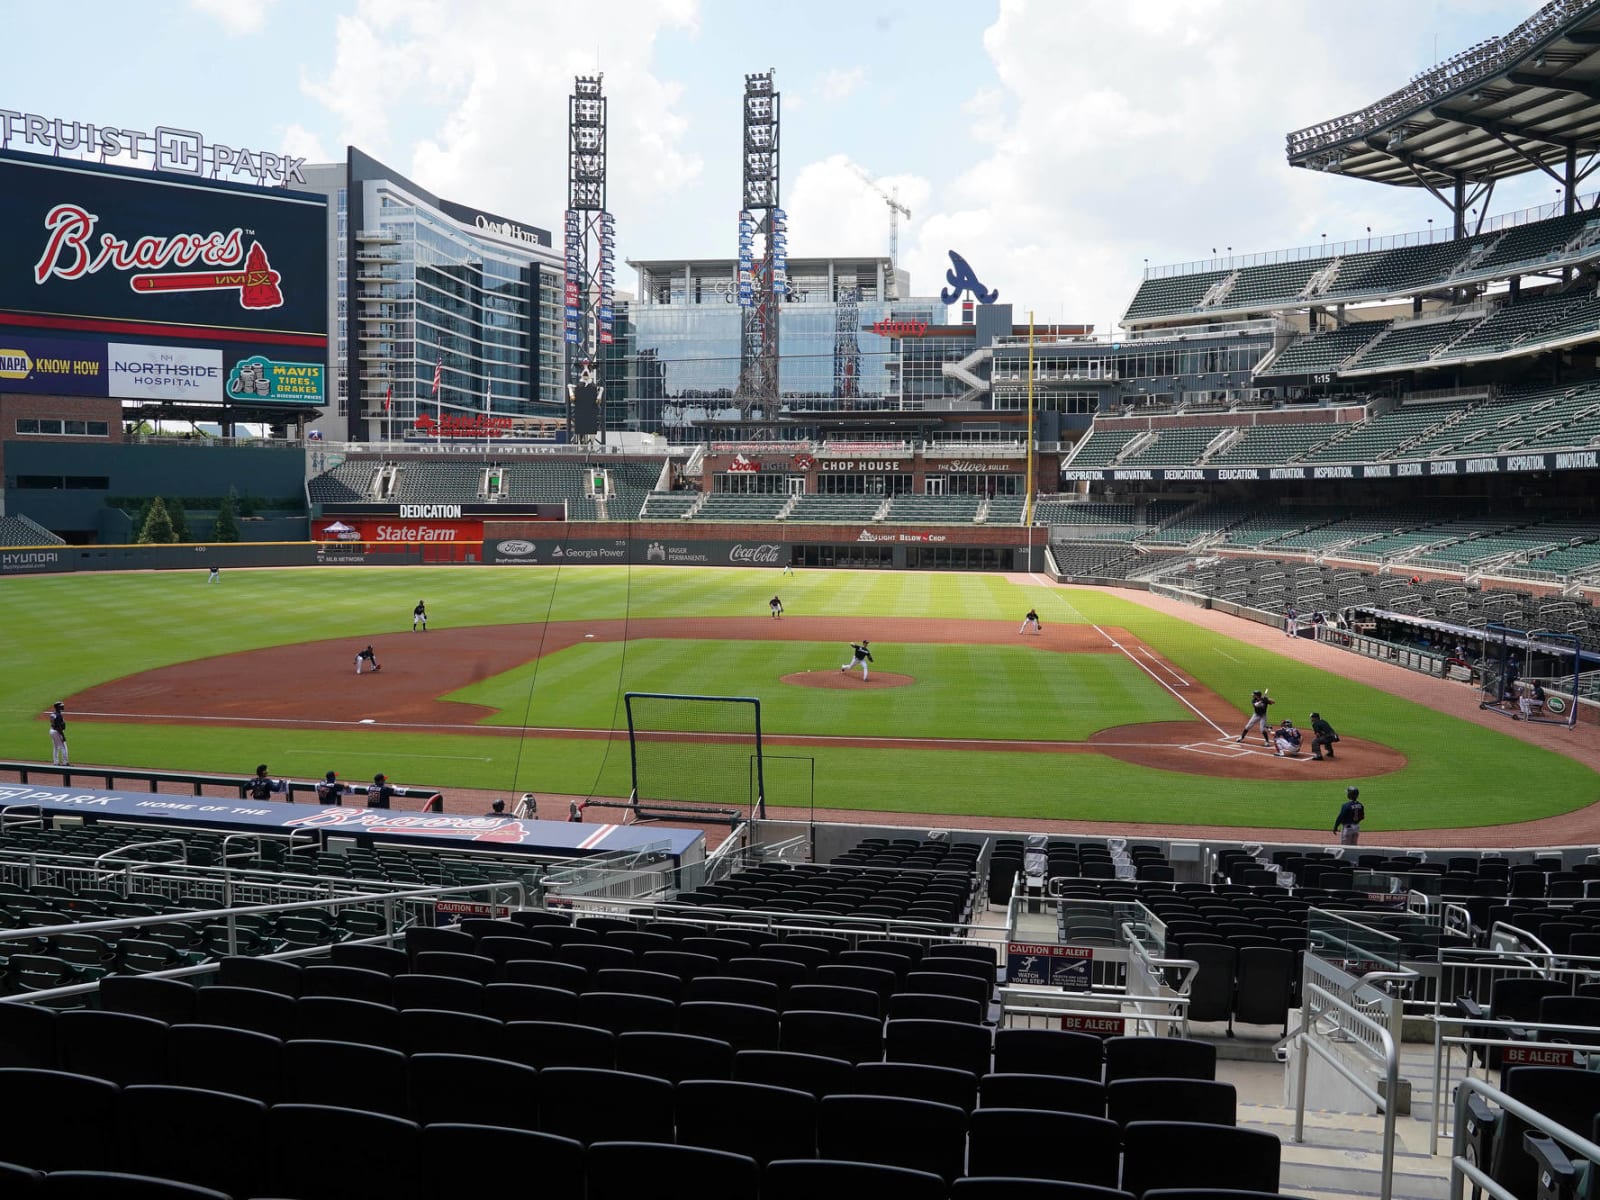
[0,108,308,187]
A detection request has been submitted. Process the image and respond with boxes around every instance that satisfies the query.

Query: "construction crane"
[853,164,911,270]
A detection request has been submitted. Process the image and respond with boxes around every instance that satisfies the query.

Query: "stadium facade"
[299,148,565,444]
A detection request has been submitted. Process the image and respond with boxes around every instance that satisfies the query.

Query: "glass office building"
[613,255,977,441]
[302,148,564,441]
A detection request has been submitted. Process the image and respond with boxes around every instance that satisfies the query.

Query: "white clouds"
[885,0,1503,328]
[190,0,276,36]
[785,154,931,263]
[278,123,329,165]
[817,67,865,104]
[301,0,702,231]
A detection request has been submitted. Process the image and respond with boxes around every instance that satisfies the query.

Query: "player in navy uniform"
[1019,608,1042,635]
[412,601,428,632]
[355,645,381,674]
[840,640,874,681]
[1238,689,1274,745]
[769,595,784,620]
[315,771,345,805]
[48,702,68,766]
[1273,719,1303,757]
[366,773,395,809]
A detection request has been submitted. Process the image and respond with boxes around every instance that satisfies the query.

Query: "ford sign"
[495,540,535,557]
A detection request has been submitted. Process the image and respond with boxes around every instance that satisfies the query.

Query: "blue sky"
[4,0,1562,328]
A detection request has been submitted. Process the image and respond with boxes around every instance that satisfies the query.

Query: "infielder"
[1238,689,1274,745]
[355,645,382,674]
[840,640,874,681]
[412,601,428,632]
[1019,608,1042,635]
[47,702,68,766]
[769,595,784,620]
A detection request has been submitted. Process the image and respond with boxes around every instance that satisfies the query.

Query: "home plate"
[1184,741,1251,759]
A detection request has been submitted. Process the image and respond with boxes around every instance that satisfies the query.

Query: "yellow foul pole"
[1025,311,1036,527]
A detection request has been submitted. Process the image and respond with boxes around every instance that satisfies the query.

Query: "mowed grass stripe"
[446,639,1184,741]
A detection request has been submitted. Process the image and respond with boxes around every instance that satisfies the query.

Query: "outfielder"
[840,640,874,681]
[412,601,428,632]
[355,645,381,674]
[1019,608,1042,635]
[1238,689,1274,745]
[47,702,68,766]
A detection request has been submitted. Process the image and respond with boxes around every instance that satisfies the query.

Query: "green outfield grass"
[448,639,1185,741]
[0,564,1593,830]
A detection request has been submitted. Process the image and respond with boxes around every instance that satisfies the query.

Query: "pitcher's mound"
[782,670,916,690]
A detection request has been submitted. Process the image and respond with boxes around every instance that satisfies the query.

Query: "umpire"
[1309,712,1340,761]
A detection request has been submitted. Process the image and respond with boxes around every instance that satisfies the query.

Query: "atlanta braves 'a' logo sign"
[939,249,999,305]
[33,202,284,310]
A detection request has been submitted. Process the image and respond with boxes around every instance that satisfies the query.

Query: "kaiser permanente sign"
[1062,449,1599,482]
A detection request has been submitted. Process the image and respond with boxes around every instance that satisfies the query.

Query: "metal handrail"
[1296,980,1400,1200]
[1452,1075,1600,1200]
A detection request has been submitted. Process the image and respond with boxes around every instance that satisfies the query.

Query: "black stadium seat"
[1119,1122,1281,1196]
[407,1052,540,1130]
[967,1109,1122,1188]
[0,1069,119,1170]
[587,1141,760,1200]
[38,1172,230,1200]
[420,1125,583,1200]
[118,1084,268,1198]
[764,1159,946,1200]
[676,1080,817,1165]
[817,1095,967,1184]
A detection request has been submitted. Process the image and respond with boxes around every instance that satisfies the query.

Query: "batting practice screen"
[1476,623,1582,728]
[623,693,764,820]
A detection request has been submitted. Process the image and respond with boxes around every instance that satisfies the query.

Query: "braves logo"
[283,809,529,844]
[939,249,998,305]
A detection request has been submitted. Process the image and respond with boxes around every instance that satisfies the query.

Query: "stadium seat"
[476,935,555,965]
[1107,1078,1237,1127]
[502,1020,614,1069]
[293,996,402,1050]
[1119,1122,1281,1196]
[215,956,301,996]
[1183,943,1237,1025]
[300,964,393,1005]
[993,1029,1103,1081]
[587,1141,760,1200]
[817,1094,967,1183]
[951,1182,1134,1200]
[403,926,475,964]
[616,1031,734,1083]
[393,973,485,1014]
[1104,1036,1215,1083]
[885,1018,991,1078]
[98,977,196,1026]
[58,1011,168,1086]
[561,942,636,977]
[536,1067,674,1145]
[784,983,881,1019]
[887,992,984,1024]
[591,968,682,1003]
[407,1052,539,1130]
[763,1159,946,1200]
[282,1038,409,1117]
[118,1084,268,1198]
[780,1010,883,1064]
[1233,947,1295,1036]
[503,959,588,993]
[413,950,496,984]
[813,964,896,1008]
[0,1002,58,1068]
[1466,1065,1600,1200]
[685,976,782,1008]
[329,943,408,976]
[581,991,677,1034]
[733,1049,854,1099]
[967,1108,1121,1187]
[194,985,295,1039]
[854,1061,978,1112]
[38,1172,230,1200]
[419,1124,582,1200]
[726,956,807,995]
[979,1072,1106,1116]
[397,1008,502,1057]
[268,1104,421,1200]
[675,1080,817,1164]
[482,982,577,1024]
[0,1069,119,1169]
[676,1001,781,1052]
[165,1024,282,1104]
[0,1161,42,1193]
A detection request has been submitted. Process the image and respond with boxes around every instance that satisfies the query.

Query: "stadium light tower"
[736,70,784,424]
[565,75,614,445]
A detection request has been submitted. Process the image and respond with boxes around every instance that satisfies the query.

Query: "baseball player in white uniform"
[48,702,68,766]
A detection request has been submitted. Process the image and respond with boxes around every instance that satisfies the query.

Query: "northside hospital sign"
[0,109,307,188]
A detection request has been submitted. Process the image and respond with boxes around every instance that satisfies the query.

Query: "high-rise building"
[301,148,564,441]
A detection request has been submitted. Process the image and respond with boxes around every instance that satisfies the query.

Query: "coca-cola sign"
[729,543,783,564]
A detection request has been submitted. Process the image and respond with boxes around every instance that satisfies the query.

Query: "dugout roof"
[1286,0,1600,189]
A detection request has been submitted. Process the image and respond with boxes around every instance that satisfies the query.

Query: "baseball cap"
[325,771,338,782]
[1346,786,1360,799]
[52,701,63,709]
[374,773,386,783]
[1310,712,1320,719]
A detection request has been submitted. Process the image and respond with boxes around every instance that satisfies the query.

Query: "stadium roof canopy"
[1287,0,1600,192]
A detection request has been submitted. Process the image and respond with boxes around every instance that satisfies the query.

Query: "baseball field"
[1,563,1593,833]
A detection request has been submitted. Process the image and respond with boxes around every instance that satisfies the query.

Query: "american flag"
[432,354,442,398]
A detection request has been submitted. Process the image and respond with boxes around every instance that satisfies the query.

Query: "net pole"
[753,699,765,820]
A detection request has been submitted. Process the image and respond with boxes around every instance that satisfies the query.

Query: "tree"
[167,498,190,543]
[212,488,240,543]
[138,496,176,544]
